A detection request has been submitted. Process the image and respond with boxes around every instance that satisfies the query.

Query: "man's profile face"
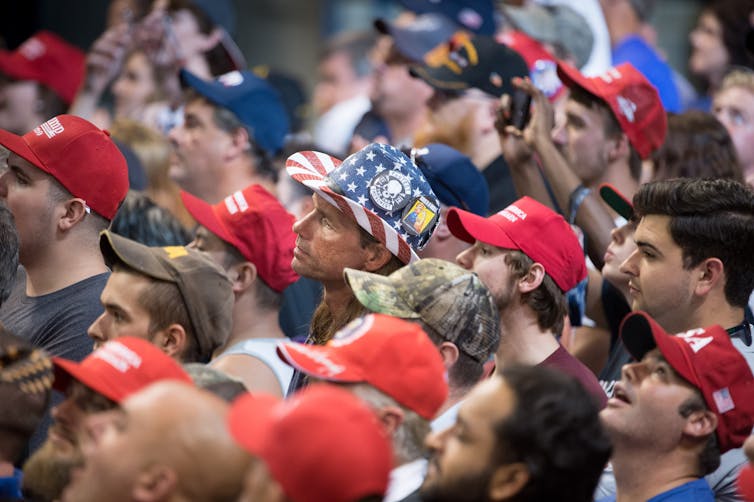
[87,269,154,349]
[619,215,696,332]
[59,389,163,502]
[291,193,373,284]
[551,97,612,186]
[0,153,59,266]
[600,349,702,448]
[456,242,517,311]
[168,98,233,202]
[421,377,516,502]
[189,225,237,272]
[23,381,116,501]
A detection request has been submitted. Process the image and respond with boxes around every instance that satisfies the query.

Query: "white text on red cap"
[33,117,64,139]
[225,191,249,214]
[94,342,143,373]
[497,204,528,223]
[676,328,713,354]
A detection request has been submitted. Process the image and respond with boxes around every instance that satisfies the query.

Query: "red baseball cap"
[446,196,586,292]
[52,337,193,404]
[0,115,128,220]
[557,62,667,159]
[277,314,448,420]
[620,312,754,453]
[228,384,392,502]
[0,31,85,104]
[180,184,299,292]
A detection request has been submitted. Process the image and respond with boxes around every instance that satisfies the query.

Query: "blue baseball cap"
[374,13,460,63]
[397,0,497,35]
[411,144,489,216]
[180,69,290,156]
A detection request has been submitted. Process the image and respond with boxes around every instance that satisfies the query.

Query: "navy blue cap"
[397,0,497,35]
[410,33,528,98]
[375,13,460,63]
[411,144,489,216]
[180,69,290,156]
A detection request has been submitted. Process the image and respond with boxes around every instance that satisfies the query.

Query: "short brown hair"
[505,250,566,336]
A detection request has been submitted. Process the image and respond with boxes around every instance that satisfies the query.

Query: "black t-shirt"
[597,280,632,398]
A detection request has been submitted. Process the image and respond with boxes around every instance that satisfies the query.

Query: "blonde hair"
[720,69,754,94]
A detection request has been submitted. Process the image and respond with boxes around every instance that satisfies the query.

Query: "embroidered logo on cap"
[713,387,736,414]
[497,203,528,223]
[19,37,46,60]
[401,196,439,236]
[332,315,374,347]
[458,8,483,30]
[369,170,413,211]
[33,117,64,139]
[287,344,345,376]
[225,191,249,215]
[617,96,637,123]
[162,246,188,260]
[94,341,143,373]
[218,71,244,87]
[677,328,714,353]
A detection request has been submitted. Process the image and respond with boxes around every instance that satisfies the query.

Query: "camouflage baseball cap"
[344,258,500,362]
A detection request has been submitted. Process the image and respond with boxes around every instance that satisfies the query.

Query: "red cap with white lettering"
[620,311,754,453]
[0,114,128,220]
[277,314,448,420]
[180,184,299,292]
[53,337,193,403]
[446,196,586,292]
[556,62,667,159]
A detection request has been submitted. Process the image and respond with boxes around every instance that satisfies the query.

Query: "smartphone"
[509,88,532,130]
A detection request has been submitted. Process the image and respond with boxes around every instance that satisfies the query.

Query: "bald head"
[60,381,250,502]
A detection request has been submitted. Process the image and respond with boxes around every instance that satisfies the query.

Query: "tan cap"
[99,230,234,361]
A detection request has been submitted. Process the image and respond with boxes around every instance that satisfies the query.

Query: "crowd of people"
[2,0,754,501]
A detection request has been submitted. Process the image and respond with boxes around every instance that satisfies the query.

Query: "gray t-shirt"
[0,267,107,361]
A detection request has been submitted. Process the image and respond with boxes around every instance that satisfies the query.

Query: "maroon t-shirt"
[540,345,608,408]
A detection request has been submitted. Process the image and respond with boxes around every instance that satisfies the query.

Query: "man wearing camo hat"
[344,258,500,432]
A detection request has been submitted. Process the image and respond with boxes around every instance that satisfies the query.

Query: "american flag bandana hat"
[286,143,440,264]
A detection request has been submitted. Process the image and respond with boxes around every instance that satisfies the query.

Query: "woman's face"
[112,51,158,119]
[689,11,729,84]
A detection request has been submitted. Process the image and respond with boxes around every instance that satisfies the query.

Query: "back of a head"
[650,111,743,182]
[138,381,249,501]
[497,365,611,502]
[110,191,192,247]
[633,178,754,308]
